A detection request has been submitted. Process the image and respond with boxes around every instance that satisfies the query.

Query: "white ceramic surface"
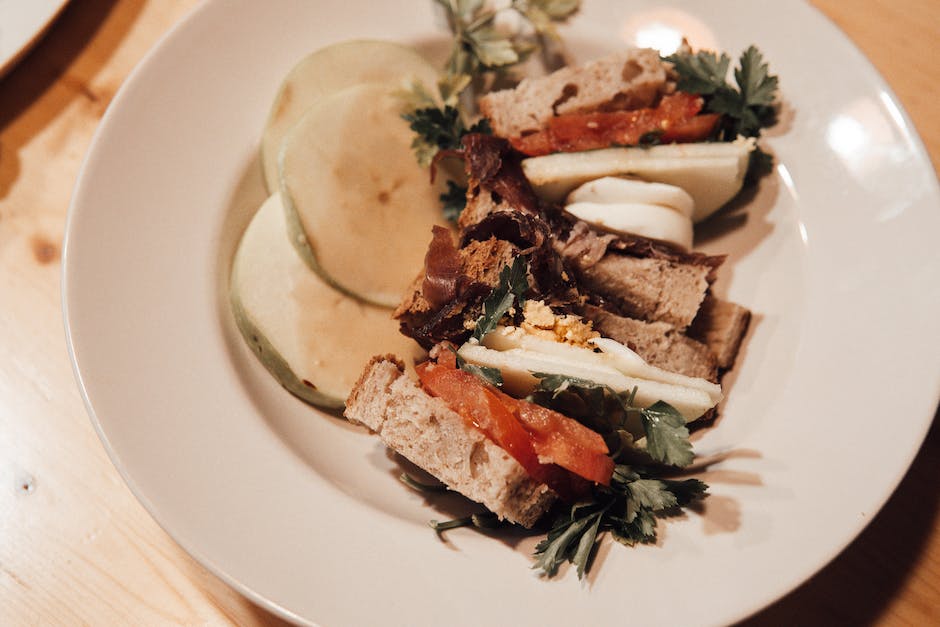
[0,0,69,76]
[63,1,940,625]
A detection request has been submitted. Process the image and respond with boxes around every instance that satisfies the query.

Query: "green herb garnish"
[402,105,492,167]
[429,512,502,536]
[435,0,579,79]
[530,373,694,467]
[534,465,707,578]
[665,44,778,140]
[471,256,529,342]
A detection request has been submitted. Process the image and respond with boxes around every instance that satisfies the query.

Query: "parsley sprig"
[665,45,778,140]
[436,0,580,79]
[401,1,579,219]
[402,105,492,168]
[534,466,707,577]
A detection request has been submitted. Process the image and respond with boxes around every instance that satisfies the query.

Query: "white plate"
[63,1,940,625]
[0,0,69,77]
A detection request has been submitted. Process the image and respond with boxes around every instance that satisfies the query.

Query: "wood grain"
[0,1,936,625]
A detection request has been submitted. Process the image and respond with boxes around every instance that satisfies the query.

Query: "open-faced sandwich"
[233,0,778,578]
[343,32,775,575]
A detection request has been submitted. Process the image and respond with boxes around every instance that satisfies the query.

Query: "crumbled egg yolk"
[520,300,598,347]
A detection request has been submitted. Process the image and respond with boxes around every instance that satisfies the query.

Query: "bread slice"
[688,296,752,369]
[345,355,556,528]
[581,304,718,381]
[479,48,673,138]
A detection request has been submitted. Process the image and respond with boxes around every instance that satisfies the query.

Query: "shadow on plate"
[740,408,940,626]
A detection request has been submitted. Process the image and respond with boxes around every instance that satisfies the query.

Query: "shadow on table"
[740,405,940,625]
[0,0,143,200]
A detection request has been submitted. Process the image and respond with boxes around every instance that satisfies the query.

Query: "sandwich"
[346,48,757,533]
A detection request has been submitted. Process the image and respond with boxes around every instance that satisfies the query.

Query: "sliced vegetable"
[279,83,449,308]
[510,93,719,156]
[230,193,424,408]
[506,398,614,485]
[416,360,552,484]
[417,358,613,486]
[261,40,439,191]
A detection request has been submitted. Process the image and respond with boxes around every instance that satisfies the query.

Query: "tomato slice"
[510,93,719,156]
[416,358,614,489]
[507,399,614,486]
[661,113,721,143]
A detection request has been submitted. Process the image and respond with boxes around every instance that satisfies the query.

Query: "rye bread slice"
[479,48,673,138]
[345,356,556,527]
[580,304,718,381]
[688,296,752,370]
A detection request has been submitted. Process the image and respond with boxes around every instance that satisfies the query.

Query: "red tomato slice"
[507,399,614,486]
[661,113,721,143]
[510,92,718,156]
[416,359,614,489]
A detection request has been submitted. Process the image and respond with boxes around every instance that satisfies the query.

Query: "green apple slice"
[522,137,755,221]
[230,193,424,409]
[261,40,439,192]
[279,82,447,308]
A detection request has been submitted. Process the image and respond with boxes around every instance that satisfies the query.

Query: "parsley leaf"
[736,45,778,108]
[669,50,731,95]
[639,401,693,468]
[529,373,694,467]
[533,503,606,578]
[471,256,529,341]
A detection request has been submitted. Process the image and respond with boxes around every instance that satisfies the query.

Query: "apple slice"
[230,193,424,408]
[279,82,449,308]
[261,40,439,192]
[522,137,755,221]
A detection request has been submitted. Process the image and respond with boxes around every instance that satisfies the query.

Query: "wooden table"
[1,1,936,624]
